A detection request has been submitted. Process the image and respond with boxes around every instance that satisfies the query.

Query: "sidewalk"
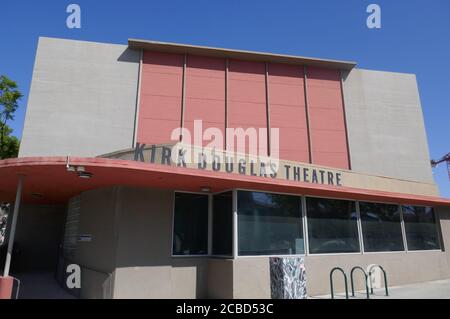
[14,272,76,299]
[311,279,450,299]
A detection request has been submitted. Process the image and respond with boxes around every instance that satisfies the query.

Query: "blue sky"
[1,0,449,197]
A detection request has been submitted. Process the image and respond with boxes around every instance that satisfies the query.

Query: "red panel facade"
[137,50,349,169]
[228,60,268,156]
[137,51,184,144]
[268,63,309,163]
[306,67,349,169]
[184,55,226,148]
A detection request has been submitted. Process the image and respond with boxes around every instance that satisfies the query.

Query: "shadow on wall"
[111,187,210,298]
[10,204,66,273]
[171,258,209,298]
[117,48,141,63]
[438,206,449,253]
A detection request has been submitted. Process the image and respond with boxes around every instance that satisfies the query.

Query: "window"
[402,206,441,251]
[359,202,404,252]
[238,191,303,256]
[306,197,359,254]
[212,191,233,256]
[172,193,208,256]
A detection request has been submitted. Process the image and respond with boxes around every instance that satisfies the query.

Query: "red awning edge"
[0,156,449,207]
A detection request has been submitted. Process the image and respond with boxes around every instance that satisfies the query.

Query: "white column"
[399,205,409,252]
[208,194,213,256]
[3,175,24,277]
[356,201,365,254]
[301,196,309,256]
[232,189,238,259]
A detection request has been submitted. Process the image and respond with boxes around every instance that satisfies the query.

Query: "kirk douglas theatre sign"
[131,143,343,187]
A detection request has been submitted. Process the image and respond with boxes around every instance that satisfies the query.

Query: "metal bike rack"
[350,266,370,299]
[330,267,349,299]
[368,264,389,296]
[11,277,21,299]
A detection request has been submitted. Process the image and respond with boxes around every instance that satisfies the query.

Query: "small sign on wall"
[77,234,92,242]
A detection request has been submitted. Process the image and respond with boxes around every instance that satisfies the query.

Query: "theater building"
[0,37,449,299]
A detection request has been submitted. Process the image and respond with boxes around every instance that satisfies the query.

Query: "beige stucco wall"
[112,187,173,298]
[112,187,209,299]
[74,187,118,299]
[232,251,450,298]
[208,259,234,299]
[20,37,139,158]
[69,186,210,299]
[437,205,450,268]
[343,69,434,184]
[70,187,450,299]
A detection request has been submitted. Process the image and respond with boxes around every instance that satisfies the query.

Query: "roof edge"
[128,38,357,70]
[1,156,449,206]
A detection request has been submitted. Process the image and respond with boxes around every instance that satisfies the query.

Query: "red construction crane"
[431,152,450,181]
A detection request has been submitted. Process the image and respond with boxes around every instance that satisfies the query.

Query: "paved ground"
[14,272,76,299]
[311,279,450,299]
[6,271,450,299]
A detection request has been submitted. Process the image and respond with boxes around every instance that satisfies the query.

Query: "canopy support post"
[3,175,24,277]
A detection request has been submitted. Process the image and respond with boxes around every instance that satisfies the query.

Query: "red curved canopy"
[0,156,449,206]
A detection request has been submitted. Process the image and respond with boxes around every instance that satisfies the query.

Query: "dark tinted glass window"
[306,197,359,254]
[238,191,303,256]
[213,192,233,256]
[172,193,208,255]
[403,206,441,251]
[360,202,404,252]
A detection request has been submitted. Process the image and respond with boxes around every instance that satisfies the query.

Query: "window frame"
[211,190,234,258]
[235,189,306,258]
[171,191,211,258]
[304,195,362,256]
[171,189,443,259]
[358,201,406,253]
[400,205,443,252]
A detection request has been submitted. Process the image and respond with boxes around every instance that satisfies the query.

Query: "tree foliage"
[0,125,20,159]
[0,75,22,159]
